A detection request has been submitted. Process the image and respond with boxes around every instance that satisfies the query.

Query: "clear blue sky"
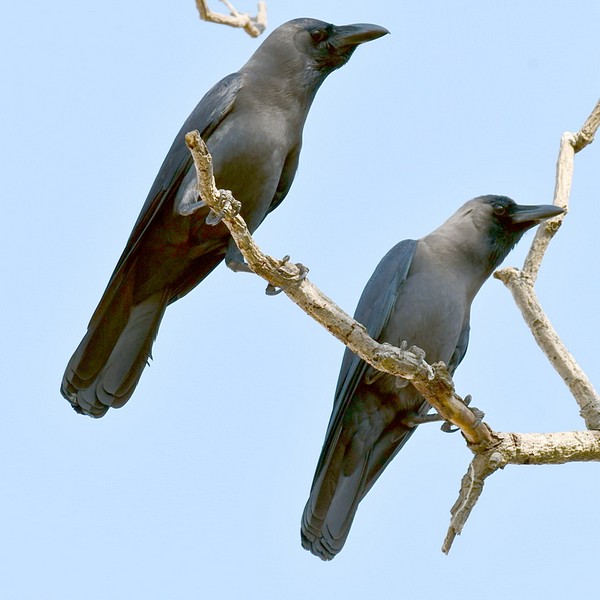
[2,1,599,598]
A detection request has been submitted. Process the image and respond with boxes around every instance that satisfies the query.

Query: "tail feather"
[64,274,133,393]
[61,290,169,417]
[301,423,416,560]
[61,246,226,417]
[301,451,370,560]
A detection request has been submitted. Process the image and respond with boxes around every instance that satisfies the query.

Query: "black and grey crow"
[61,18,388,417]
[301,195,564,560]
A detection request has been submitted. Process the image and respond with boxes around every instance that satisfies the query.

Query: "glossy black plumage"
[61,18,388,417]
[301,195,564,560]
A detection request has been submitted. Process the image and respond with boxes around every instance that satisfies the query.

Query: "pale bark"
[195,0,267,37]
[495,98,600,430]
[443,429,600,553]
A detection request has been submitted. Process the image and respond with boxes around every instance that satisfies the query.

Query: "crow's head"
[469,195,565,271]
[243,18,389,88]
[288,18,389,71]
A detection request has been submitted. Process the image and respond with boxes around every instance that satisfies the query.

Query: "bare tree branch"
[519,99,600,281]
[183,95,600,556]
[443,430,600,553]
[495,99,600,430]
[573,98,600,152]
[195,0,267,37]
[495,267,600,430]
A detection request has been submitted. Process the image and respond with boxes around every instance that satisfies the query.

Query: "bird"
[301,195,564,560]
[61,18,389,418]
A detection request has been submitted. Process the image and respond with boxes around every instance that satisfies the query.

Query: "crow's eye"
[310,29,328,43]
[493,204,507,216]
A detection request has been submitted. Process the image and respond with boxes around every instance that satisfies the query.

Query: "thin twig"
[521,133,573,282]
[573,97,600,152]
[521,99,600,280]
[195,0,267,37]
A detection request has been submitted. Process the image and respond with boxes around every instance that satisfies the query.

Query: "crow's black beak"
[511,204,565,226]
[332,23,390,49]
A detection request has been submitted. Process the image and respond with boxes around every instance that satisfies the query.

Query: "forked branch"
[495,98,600,430]
[195,0,267,37]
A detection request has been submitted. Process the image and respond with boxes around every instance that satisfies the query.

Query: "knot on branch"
[572,130,596,153]
[493,265,521,285]
[428,362,459,395]
[487,450,507,469]
[545,218,563,233]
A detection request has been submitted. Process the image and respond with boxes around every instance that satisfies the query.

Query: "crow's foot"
[205,189,241,225]
[266,256,309,296]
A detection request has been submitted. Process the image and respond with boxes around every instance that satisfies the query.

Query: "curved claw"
[470,407,485,428]
[265,283,284,296]
[441,421,459,433]
[205,210,224,226]
[295,263,309,282]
